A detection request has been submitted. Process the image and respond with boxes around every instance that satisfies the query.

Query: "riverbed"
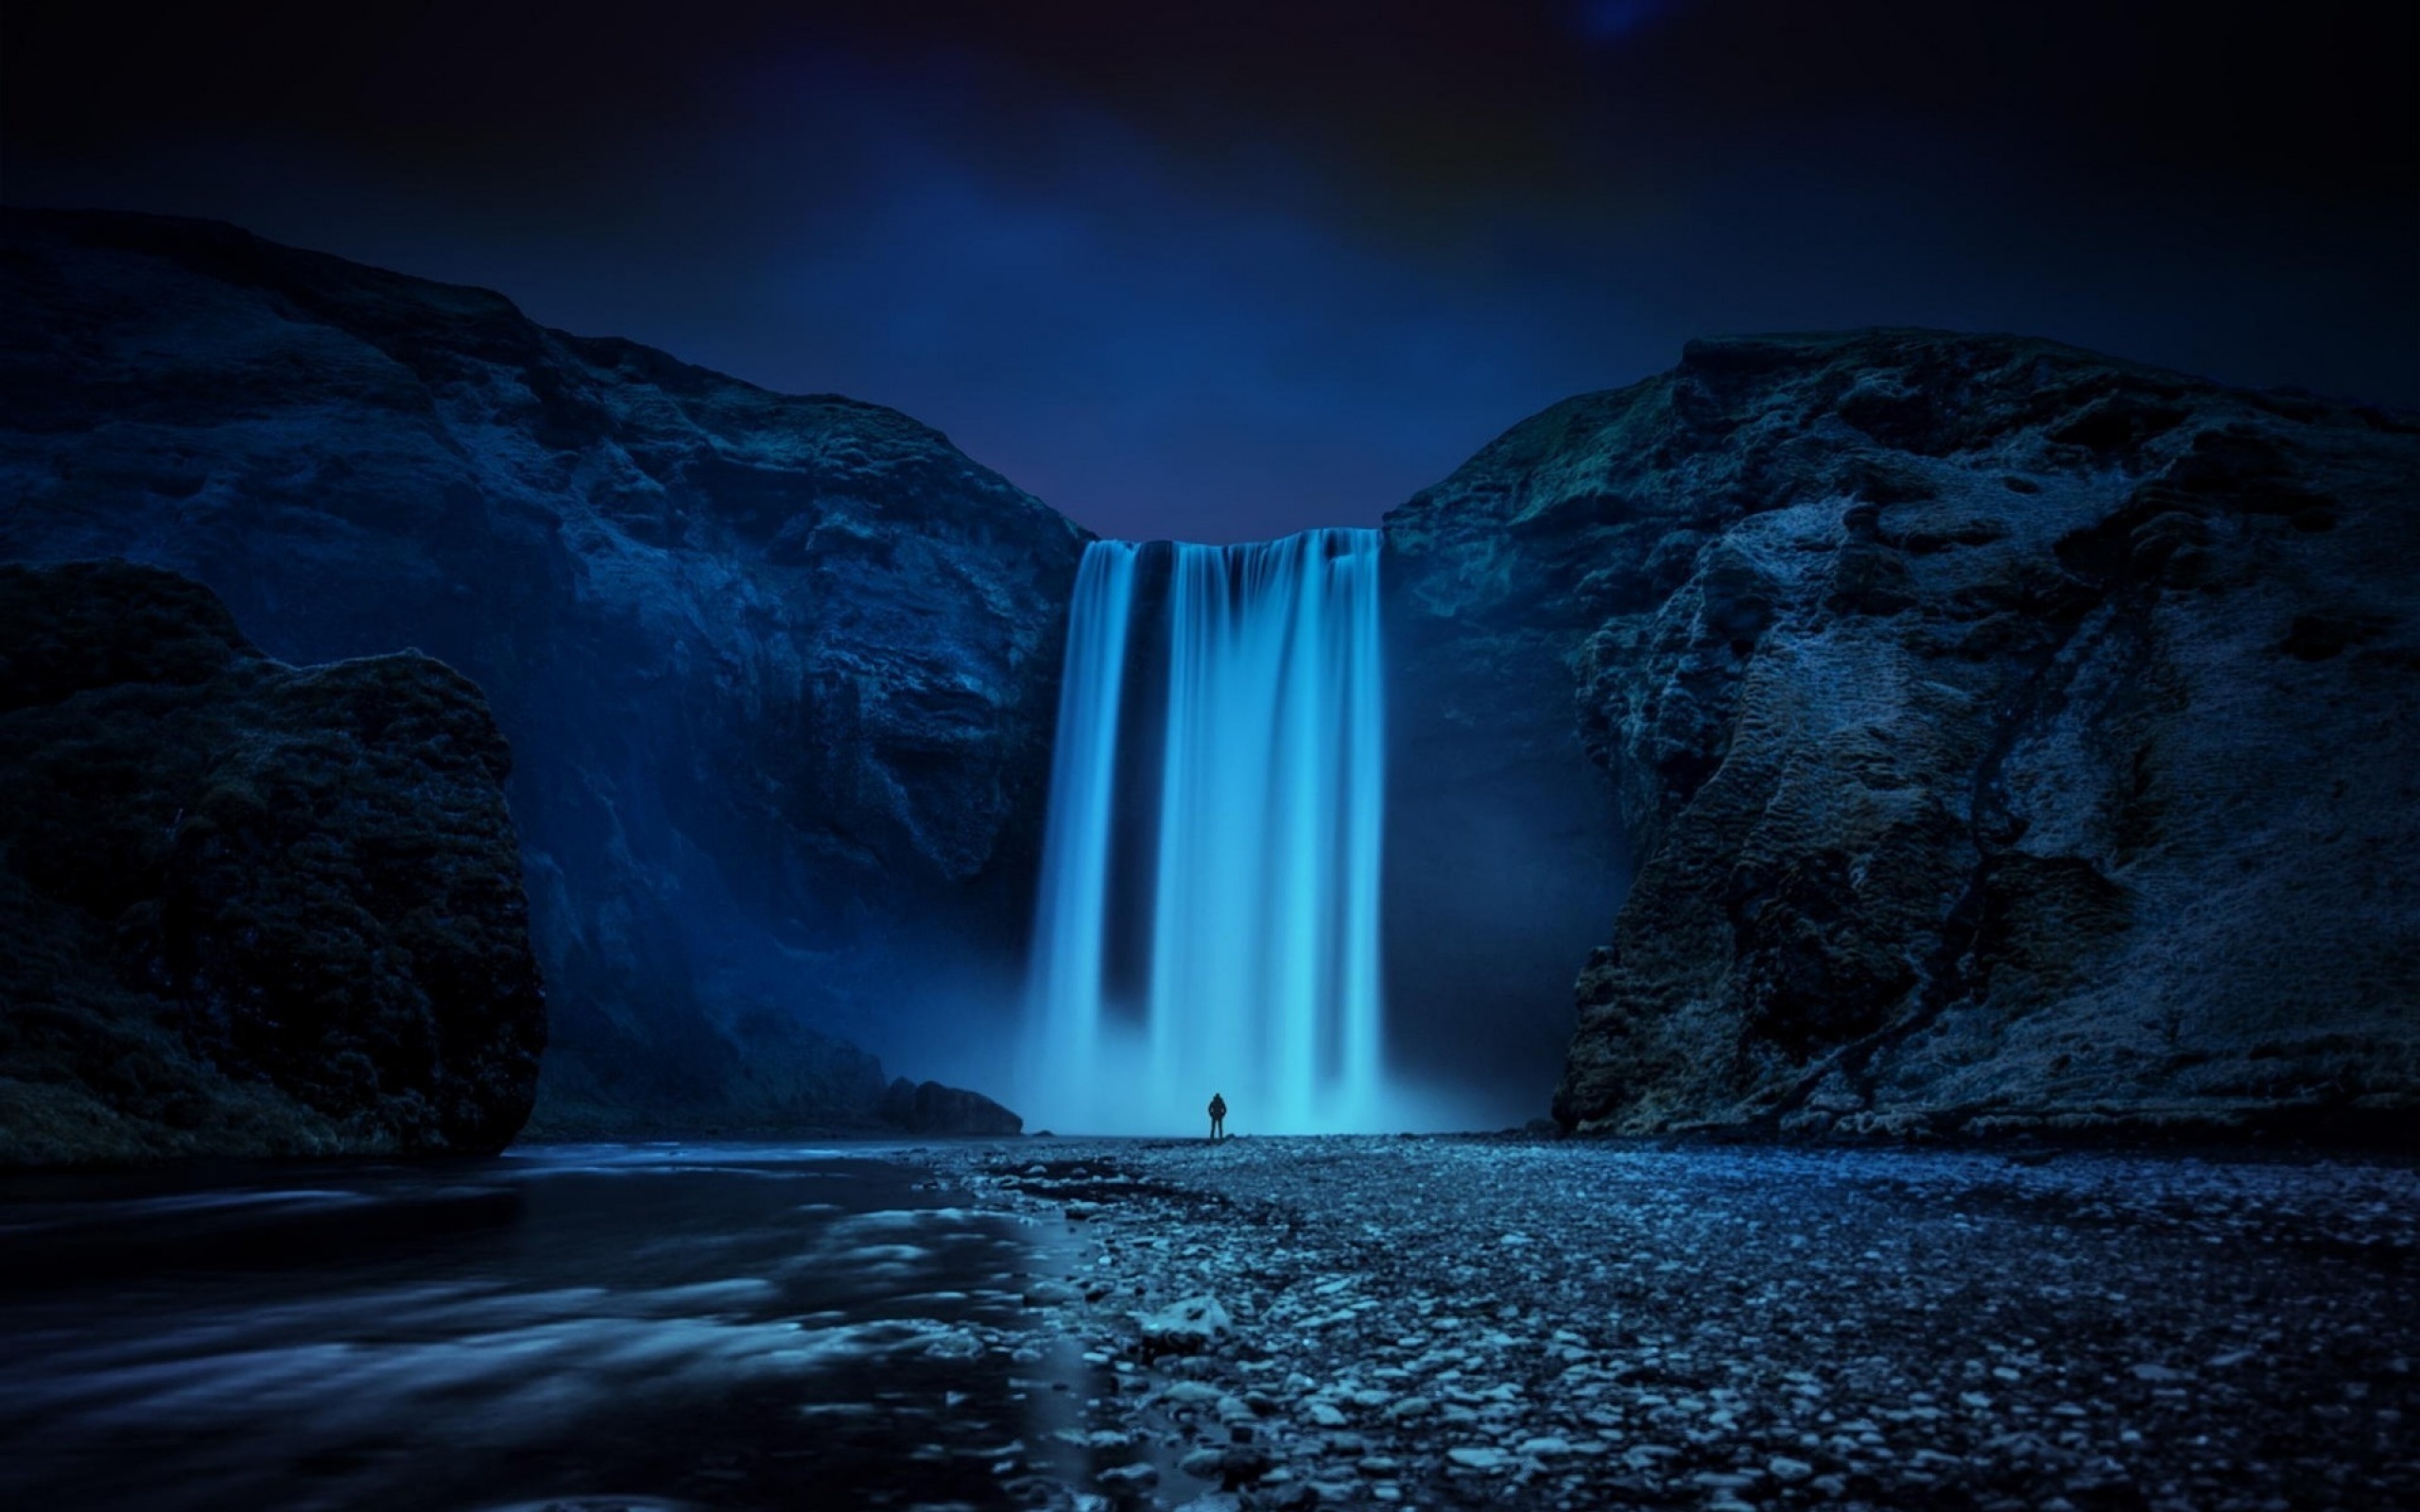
[940,1135,2420,1512]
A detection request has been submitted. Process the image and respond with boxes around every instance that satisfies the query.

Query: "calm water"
[0,1143,1102,1511]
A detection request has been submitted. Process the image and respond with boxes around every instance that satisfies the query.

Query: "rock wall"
[1382,496,1632,1119]
[0,209,1086,1131]
[1389,331,2420,1140]
[0,560,545,1163]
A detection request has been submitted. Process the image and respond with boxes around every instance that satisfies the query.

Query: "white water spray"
[1017,528,1387,1134]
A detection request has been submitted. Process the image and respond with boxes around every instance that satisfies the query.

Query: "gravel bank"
[925,1136,2419,1512]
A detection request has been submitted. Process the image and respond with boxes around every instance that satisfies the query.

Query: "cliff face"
[1390,331,2420,1139]
[1381,496,1631,1114]
[0,210,1086,1129]
[0,560,545,1163]
[13,210,2410,1143]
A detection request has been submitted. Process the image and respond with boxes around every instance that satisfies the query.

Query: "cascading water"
[1017,527,1386,1135]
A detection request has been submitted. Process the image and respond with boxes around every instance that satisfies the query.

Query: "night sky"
[6,1,2413,543]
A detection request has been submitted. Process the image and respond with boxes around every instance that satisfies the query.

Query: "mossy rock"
[0,560,545,1164]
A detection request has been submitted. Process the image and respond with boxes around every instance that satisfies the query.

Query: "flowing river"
[0,1143,1100,1512]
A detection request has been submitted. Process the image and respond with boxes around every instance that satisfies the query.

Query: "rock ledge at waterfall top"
[0,559,546,1164]
[0,208,1082,1132]
[1388,329,2420,1141]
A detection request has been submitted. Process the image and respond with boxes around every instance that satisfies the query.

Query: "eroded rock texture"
[1390,332,2420,1139]
[878,1076,1025,1136]
[0,209,1083,1132]
[0,560,545,1162]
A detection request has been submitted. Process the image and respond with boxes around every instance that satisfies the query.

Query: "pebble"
[1134,1295,1233,1356]
[929,1137,2420,1510]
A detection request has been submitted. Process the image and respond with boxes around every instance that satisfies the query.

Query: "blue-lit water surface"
[1021,529,1389,1135]
[0,1143,1097,1512]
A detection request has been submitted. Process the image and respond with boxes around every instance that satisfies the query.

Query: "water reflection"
[0,1143,1097,1511]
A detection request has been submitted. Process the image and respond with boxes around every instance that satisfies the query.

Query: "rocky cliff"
[1390,331,2420,1141]
[0,559,546,1163]
[0,209,1085,1131]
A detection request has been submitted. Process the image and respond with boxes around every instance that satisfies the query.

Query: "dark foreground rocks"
[883,1075,1027,1135]
[0,207,1080,1134]
[0,560,545,1162]
[1387,331,2420,1139]
[927,1135,2420,1512]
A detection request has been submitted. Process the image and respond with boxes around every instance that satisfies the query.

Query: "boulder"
[0,559,545,1163]
[876,1075,1023,1136]
[1134,1294,1235,1358]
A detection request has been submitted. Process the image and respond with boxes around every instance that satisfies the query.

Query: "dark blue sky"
[6,1,2413,542]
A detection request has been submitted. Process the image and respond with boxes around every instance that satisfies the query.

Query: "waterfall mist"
[1018,528,1446,1135]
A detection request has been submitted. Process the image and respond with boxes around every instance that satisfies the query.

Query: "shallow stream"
[0,1142,1098,1512]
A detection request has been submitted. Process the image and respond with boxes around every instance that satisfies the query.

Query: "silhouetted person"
[1207,1092,1227,1142]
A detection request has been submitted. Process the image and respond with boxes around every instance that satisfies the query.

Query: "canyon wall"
[10,209,2412,1144]
[0,210,1084,1132]
[1391,331,2420,1139]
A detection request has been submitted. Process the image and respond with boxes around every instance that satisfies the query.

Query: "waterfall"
[1018,528,1386,1135]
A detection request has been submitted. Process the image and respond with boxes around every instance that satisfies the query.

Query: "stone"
[1216,1445,1273,1486]
[1136,1296,1235,1357]
[878,1077,1024,1136]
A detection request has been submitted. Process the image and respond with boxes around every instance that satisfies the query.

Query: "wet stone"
[924,1137,2420,1512]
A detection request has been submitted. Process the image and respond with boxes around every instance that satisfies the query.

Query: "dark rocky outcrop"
[1390,331,2420,1141]
[0,209,1080,1133]
[877,1076,1025,1136]
[532,1018,1021,1138]
[0,559,545,1163]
